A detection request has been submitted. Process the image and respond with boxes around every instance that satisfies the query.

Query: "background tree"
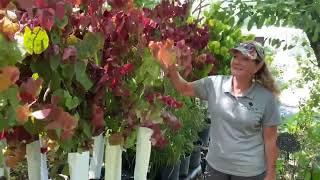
[221,0,320,68]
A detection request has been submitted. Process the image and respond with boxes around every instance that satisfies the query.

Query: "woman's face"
[230,51,263,79]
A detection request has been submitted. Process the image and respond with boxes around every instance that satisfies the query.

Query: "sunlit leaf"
[0,17,20,40]
[30,109,51,119]
[16,105,30,124]
[23,26,49,55]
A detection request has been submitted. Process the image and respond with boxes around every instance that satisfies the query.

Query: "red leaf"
[55,1,65,20]
[119,63,134,75]
[87,0,104,15]
[0,130,8,140]
[40,147,48,154]
[79,15,91,27]
[91,104,105,135]
[6,126,32,143]
[19,92,35,104]
[38,8,55,31]
[61,129,75,140]
[34,0,48,8]
[62,46,77,60]
[20,78,43,103]
[16,0,33,10]
[161,111,182,132]
[45,107,77,131]
[0,0,10,8]
[51,95,61,105]
[142,122,168,149]
[30,109,51,119]
[65,0,82,6]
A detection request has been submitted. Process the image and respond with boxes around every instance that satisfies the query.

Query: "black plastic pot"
[161,160,181,180]
[179,154,191,177]
[198,118,211,146]
[189,141,202,170]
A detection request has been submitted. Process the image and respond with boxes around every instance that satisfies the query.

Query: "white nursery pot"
[134,127,153,180]
[26,140,49,180]
[0,140,4,177]
[0,140,9,179]
[89,134,105,179]
[105,139,122,180]
[68,151,90,180]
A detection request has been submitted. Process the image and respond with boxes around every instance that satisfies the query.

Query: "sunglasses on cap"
[231,42,265,62]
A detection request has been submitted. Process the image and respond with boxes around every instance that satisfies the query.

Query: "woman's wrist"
[166,64,177,76]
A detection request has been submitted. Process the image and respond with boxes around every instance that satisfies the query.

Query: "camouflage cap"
[230,41,265,62]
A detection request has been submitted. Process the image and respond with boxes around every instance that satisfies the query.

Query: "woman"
[149,41,280,180]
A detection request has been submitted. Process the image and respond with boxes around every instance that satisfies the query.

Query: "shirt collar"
[223,76,256,99]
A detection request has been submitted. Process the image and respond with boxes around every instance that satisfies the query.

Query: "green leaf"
[23,26,49,55]
[82,122,92,138]
[0,112,7,131]
[75,61,93,91]
[30,58,53,83]
[24,120,45,135]
[229,16,235,26]
[304,171,311,180]
[60,63,75,81]
[0,94,8,111]
[312,163,320,180]
[50,28,62,45]
[55,16,68,29]
[55,128,62,139]
[7,105,16,126]
[134,0,159,8]
[65,96,80,110]
[256,16,265,29]
[312,26,320,42]
[136,49,161,87]
[50,55,60,70]
[50,70,61,91]
[247,18,255,31]
[5,86,19,108]
[0,34,23,67]
[124,128,137,149]
[75,32,104,62]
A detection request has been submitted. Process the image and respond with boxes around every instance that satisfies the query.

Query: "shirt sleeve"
[191,76,215,100]
[262,96,281,126]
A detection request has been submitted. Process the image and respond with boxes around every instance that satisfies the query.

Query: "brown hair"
[254,63,280,97]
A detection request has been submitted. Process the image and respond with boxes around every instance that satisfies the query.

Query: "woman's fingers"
[149,41,162,57]
[149,39,177,72]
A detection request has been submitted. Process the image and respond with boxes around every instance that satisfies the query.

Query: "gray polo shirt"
[192,75,280,177]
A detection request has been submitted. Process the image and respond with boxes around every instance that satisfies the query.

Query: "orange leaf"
[0,74,11,92]
[16,105,30,124]
[45,107,78,138]
[0,17,19,40]
[1,66,20,83]
[157,39,176,67]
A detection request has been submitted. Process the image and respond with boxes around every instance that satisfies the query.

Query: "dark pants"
[206,165,265,180]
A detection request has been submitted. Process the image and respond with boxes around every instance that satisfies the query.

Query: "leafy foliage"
[222,0,320,68]
[0,0,214,174]
[201,3,255,75]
